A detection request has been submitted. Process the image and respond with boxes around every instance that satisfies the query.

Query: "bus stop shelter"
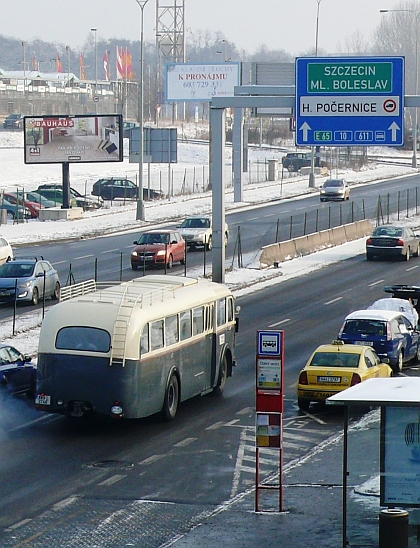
[329,377,420,548]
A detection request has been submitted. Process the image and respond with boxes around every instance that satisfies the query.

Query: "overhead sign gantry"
[295,56,404,147]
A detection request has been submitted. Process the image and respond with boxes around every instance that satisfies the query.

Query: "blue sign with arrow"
[295,56,404,147]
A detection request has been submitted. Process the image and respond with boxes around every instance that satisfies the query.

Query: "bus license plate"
[35,394,51,405]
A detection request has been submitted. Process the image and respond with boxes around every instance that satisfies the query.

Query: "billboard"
[165,62,240,102]
[23,114,123,164]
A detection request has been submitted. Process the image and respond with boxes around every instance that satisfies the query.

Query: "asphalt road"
[1,230,420,545]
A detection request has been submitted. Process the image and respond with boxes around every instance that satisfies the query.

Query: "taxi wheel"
[298,398,310,411]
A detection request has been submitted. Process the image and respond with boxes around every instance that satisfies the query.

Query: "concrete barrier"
[259,219,374,268]
[38,207,83,221]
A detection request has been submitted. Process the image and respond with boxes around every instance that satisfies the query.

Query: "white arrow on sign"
[388,121,400,142]
[299,122,311,142]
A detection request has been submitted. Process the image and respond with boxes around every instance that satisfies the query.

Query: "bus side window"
[180,310,192,341]
[227,298,234,322]
[192,306,204,336]
[165,315,179,346]
[217,298,226,327]
[151,319,164,351]
[140,323,149,355]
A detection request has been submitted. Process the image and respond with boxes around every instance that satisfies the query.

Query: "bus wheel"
[213,354,227,396]
[162,372,179,421]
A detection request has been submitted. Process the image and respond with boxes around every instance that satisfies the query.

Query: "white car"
[0,237,13,265]
[178,216,229,251]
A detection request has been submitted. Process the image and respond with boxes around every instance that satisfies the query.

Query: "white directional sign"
[295,57,404,147]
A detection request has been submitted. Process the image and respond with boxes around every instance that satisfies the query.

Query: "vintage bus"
[35,275,239,421]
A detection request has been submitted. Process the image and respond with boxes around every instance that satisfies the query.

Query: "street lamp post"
[66,45,71,83]
[21,41,27,115]
[309,0,322,188]
[381,9,419,168]
[134,0,149,221]
[91,28,98,112]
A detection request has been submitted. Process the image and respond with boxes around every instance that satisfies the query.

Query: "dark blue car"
[338,309,420,375]
[0,343,36,398]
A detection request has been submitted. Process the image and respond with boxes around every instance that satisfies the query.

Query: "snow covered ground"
[0,128,419,360]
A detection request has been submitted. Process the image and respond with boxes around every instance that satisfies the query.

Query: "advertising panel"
[165,62,240,102]
[24,114,123,164]
[381,406,420,507]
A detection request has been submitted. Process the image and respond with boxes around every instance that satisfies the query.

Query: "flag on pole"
[56,53,63,73]
[116,46,134,80]
[79,53,86,80]
[116,46,124,80]
[103,50,110,81]
[126,48,133,80]
[33,53,37,71]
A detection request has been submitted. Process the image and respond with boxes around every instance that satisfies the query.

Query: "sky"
[1,0,397,57]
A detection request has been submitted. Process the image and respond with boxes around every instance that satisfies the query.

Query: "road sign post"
[295,56,405,147]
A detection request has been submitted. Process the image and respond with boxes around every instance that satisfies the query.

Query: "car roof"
[143,229,176,234]
[312,343,367,354]
[344,309,402,321]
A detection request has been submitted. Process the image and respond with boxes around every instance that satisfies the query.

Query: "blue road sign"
[295,56,404,147]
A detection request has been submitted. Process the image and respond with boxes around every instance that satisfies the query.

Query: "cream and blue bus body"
[35,275,238,420]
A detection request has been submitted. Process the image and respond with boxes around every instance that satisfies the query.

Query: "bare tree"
[336,30,371,55]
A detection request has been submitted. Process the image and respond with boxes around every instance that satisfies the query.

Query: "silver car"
[320,178,350,202]
[0,258,60,305]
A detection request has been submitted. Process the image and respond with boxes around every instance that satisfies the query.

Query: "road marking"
[407,265,419,271]
[369,279,385,287]
[298,410,327,424]
[98,474,126,486]
[173,437,197,447]
[236,407,254,415]
[225,419,240,426]
[248,217,259,221]
[102,248,120,254]
[9,414,58,432]
[139,454,165,465]
[52,496,79,511]
[324,296,343,305]
[206,421,225,430]
[4,519,32,531]
[74,254,94,260]
[269,319,290,327]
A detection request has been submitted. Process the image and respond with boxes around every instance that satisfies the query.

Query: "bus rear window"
[56,327,111,352]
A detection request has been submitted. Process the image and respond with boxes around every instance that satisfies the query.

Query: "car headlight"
[156,250,166,257]
[20,281,32,289]
[131,251,138,257]
[320,189,326,194]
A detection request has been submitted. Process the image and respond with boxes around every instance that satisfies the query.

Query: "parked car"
[0,257,60,305]
[26,191,58,208]
[36,184,101,210]
[297,340,392,411]
[338,309,420,374]
[319,178,350,202]
[3,114,23,130]
[0,199,32,221]
[92,178,164,201]
[34,187,77,207]
[0,343,36,398]
[0,237,13,265]
[131,229,186,270]
[366,225,420,261]
[4,192,42,218]
[178,215,229,250]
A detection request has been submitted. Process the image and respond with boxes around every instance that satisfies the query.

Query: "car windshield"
[324,180,343,187]
[310,352,360,367]
[181,218,210,229]
[373,226,403,237]
[0,262,35,278]
[343,320,387,336]
[137,233,169,245]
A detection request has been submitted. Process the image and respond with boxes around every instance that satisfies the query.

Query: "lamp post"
[134,0,149,221]
[309,0,321,188]
[21,41,27,115]
[380,9,419,168]
[91,28,98,111]
[66,45,71,83]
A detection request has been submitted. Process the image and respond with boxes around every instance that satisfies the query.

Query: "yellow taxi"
[297,340,392,411]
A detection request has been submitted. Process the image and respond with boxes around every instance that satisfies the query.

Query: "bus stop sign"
[295,56,404,147]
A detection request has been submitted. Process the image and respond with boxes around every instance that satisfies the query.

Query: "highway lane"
[0,245,420,544]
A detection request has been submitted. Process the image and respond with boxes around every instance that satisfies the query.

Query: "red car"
[4,193,42,218]
[131,229,186,270]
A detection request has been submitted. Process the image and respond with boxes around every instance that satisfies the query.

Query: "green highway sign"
[295,56,404,147]
[307,62,393,93]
